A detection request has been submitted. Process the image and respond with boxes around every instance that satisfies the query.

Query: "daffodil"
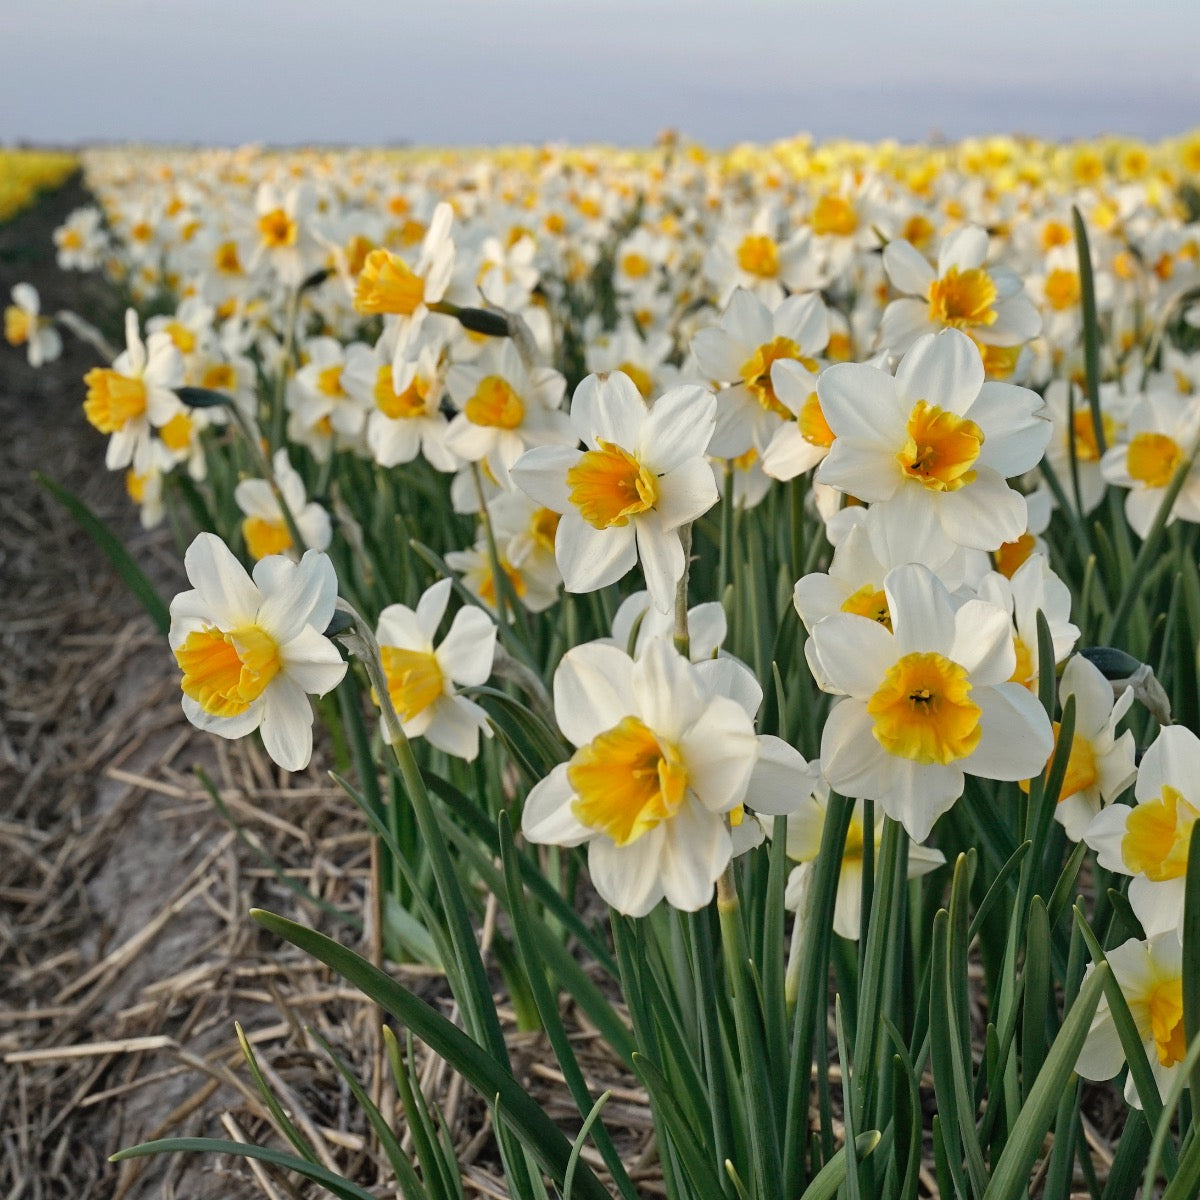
[234,450,332,561]
[511,371,718,613]
[1100,390,1200,538]
[810,562,1053,840]
[376,579,497,761]
[780,778,944,940]
[879,225,1041,354]
[1084,724,1200,937]
[444,340,571,488]
[168,533,346,771]
[691,287,830,457]
[816,329,1051,554]
[4,283,61,367]
[1033,654,1136,840]
[1076,932,1190,1108]
[82,309,185,474]
[522,637,800,915]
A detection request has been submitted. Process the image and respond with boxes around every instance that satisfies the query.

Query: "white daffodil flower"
[1084,723,1200,938]
[810,562,1053,841]
[169,534,346,771]
[512,371,718,613]
[815,328,1051,555]
[376,578,497,761]
[522,637,804,916]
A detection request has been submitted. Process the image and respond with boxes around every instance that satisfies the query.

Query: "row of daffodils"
[15,130,1200,1191]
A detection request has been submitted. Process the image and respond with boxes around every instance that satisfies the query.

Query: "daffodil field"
[13,130,1200,1198]
[0,149,76,225]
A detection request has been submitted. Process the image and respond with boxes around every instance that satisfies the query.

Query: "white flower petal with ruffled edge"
[570,371,645,449]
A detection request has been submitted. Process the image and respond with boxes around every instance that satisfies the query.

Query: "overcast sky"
[3,0,1198,148]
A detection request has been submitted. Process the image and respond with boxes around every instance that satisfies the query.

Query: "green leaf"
[307,1027,427,1200]
[798,1131,881,1200]
[37,471,170,633]
[498,814,638,1200]
[110,1137,378,1200]
[982,961,1108,1200]
[234,1022,319,1164]
[251,909,612,1200]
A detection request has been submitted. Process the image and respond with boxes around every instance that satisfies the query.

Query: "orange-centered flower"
[739,337,809,418]
[867,651,982,765]
[1044,268,1081,312]
[617,361,654,399]
[799,391,835,447]
[83,367,148,433]
[374,364,429,419]
[566,440,659,529]
[316,364,344,398]
[736,233,780,280]
[381,646,445,722]
[4,306,31,346]
[840,585,892,630]
[1147,978,1187,1067]
[465,375,525,429]
[202,363,237,391]
[896,401,984,492]
[568,715,688,846]
[158,411,193,452]
[175,624,282,718]
[354,249,425,317]
[1127,432,1183,488]
[529,507,561,554]
[1122,785,1197,881]
[811,194,858,237]
[1071,409,1116,462]
[258,208,297,249]
[242,517,293,560]
[926,267,998,329]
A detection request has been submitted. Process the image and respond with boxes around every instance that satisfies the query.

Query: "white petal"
[185,532,260,627]
[960,685,1053,781]
[557,512,637,594]
[437,606,497,685]
[553,641,636,747]
[745,736,817,815]
[259,675,315,770]
[523,765,591,846]
[894,329,983,416]
[589,832,666,915]
[255,549,338,643]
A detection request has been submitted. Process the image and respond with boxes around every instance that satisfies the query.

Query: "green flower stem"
[716,867,784,1195]
[674,522,693,658]
[269,285,299,451]
[223,400,308,558]
[333,599,510,1064]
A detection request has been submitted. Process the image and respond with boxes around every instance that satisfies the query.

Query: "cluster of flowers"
[19,129,1200,1106]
